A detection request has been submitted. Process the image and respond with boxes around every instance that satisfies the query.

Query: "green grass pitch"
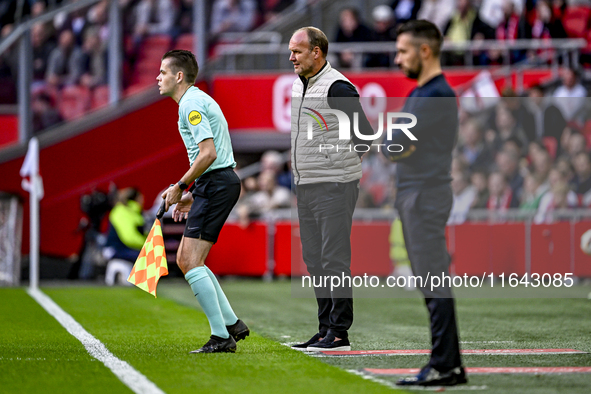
[1,279,590,393]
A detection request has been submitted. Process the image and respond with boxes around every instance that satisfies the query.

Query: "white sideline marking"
[27,288,165,394]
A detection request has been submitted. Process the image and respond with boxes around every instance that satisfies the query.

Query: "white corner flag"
[20,137,43,289]
[20,137,44,200]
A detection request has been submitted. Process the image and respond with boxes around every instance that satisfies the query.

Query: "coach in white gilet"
[289,27,373,352]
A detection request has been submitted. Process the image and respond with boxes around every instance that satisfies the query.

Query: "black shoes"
[396,365,468,386]
[291,333,323,351]
[190,319,248,354]
[227,319,250,342]
[307,335,351,352]
[190,335,236,354]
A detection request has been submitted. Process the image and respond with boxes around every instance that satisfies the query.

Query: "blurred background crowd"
[3,0,591,131]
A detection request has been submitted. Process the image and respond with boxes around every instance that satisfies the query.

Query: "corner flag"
[127,200,168,297]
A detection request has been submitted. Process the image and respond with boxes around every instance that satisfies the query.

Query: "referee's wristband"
[177,181,189,190]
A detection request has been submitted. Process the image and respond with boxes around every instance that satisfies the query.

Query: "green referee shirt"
[177,86,236,174]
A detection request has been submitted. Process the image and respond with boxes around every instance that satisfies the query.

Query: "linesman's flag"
[127,200,168,297]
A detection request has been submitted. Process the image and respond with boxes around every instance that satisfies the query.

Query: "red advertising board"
[213,70,553,132]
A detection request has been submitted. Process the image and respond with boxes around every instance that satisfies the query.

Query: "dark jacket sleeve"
[327,80,375,157]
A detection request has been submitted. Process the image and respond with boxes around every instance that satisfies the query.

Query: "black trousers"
[395,184,462,371]
[296,180,359,339]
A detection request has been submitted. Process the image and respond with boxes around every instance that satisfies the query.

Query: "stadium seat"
[105,259,134,286]
[174,33,194,51]
[563,6,591,38]
[58,85,91,121]
[91,85,110,109]
[131,35,172,87]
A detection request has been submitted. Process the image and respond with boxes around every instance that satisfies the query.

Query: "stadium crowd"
[2,0,591,132]
[3,1,591,222]
[353,70,591,224]
[0,0,308,129]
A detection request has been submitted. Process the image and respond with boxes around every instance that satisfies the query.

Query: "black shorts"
[184,167,240,243]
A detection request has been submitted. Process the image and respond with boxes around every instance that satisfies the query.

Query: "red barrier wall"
[573,221,591,277]
[271,221,590,278]
[213,70,553,131]
[0,115,18,148]
[530,223,572,275]
[207,223,268,276]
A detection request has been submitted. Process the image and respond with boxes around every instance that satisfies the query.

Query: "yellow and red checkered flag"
[127,200,168,297]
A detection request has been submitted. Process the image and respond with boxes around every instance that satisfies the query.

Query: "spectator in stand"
[104,188,147,263]
[501,88,536,143]
[525,0,566,64]
[550,0,566,20]
[87,0,110,44]
[46,29,84,87]
[565,131,587,161]
[365,5,397,68]
[479,0,524,33]
[260,150,291,190]
[528,0,566,40]
[470,169,490,209]
[502,137,525,161]
[535,166,579,222]
[79,26,107,89]
[520,172,548,212]
[53,1,91,46]
[133,0,176,41]
[486,103,529,155]
[497,149,525,201]
[529,141,552,175]
[31,23,57,88]
[417,0,455,34]
[170,0,193,39]
[535,179,578,223]
[247,170,291,215]
[390,0,421,25]
[334,8,373,68]
[32,91,63,133]
[261,0,295,23]
[31,0,46,18]
[526,84,566,143]
[210,0,257,38]
[553,68,588,122]
[489,0,526,64]
[456,118,495,171]
[488,171,519,210]
[443,0,494,65]
[555,155,575,185]
[572,151,591,195]
[449,169,477,224]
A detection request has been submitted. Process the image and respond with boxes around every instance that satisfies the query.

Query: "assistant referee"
[158,50,249,354]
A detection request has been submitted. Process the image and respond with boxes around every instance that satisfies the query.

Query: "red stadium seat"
[91,85,110,109]
[131,35,172,86]
[174,33,194,51]
[58,85,91,121]
[139,35,172,59]
[563,6,591,38]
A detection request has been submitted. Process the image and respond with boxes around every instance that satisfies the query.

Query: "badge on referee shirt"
[188,110,202,125]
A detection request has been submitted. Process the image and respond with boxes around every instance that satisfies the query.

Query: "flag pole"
[29,138,40,289]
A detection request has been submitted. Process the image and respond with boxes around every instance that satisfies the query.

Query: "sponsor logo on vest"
[303,108,417,153]
[188,110,202,126]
